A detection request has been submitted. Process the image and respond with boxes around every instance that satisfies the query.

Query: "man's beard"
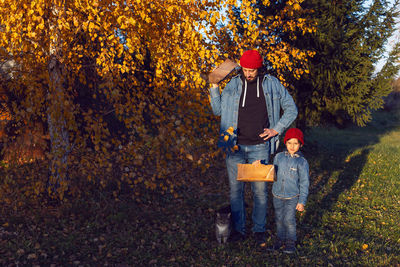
[246,76,257,82]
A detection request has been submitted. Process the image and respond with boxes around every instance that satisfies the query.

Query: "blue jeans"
[226,142,270,234]
[273,196,298,241]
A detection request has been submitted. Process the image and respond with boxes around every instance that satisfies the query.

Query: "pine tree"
[257,0,400,128]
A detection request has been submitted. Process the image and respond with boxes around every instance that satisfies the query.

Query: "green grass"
[1,110,399,266]
[301,110,400,266]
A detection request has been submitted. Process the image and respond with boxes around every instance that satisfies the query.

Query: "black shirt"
[237,75,269,145]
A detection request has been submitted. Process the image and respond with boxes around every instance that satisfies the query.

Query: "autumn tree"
[0,0,316,202]
[212,0,316,85]
[0,0,222,199]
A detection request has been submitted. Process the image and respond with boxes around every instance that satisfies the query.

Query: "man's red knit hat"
[240,50,263,69]
[284,128,304,145]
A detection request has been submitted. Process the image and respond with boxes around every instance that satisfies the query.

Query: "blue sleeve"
[272,79,298,134]
[209,86,221,116]
[298,158,310,205]
[272,152,282,174]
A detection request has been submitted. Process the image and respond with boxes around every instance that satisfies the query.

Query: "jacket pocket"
[289,167,297,179]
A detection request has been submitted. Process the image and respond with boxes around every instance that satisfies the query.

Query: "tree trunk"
[47,55,70,198]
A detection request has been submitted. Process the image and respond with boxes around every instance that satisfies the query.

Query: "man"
[209,50,298,246]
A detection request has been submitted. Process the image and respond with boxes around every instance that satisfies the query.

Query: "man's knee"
[252,182,267,196]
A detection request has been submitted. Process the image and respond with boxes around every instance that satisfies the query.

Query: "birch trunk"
[46,2,70,198]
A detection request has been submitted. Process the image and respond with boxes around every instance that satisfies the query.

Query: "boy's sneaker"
[254,232,266,247]
[266,238,283,251]
[283,240,296,254]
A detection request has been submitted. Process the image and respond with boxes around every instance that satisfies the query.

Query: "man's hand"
[211,83,218,88]
[259,128,278,141]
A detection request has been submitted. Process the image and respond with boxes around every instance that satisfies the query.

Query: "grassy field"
[1,109,399,266]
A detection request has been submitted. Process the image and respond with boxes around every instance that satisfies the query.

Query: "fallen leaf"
[27,253,37,260]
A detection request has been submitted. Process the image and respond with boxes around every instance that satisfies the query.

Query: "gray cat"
[215,205,232,244]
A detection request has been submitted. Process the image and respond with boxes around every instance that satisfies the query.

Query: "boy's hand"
[252,160,261,165]
[296,203,305,212]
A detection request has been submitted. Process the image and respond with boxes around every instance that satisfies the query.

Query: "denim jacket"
[272,150,309,205]
[209,74,298,154]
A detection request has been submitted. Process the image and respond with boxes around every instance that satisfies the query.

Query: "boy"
[268,128,309,254]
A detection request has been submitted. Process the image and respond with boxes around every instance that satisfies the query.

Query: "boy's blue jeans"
[225,142,270,234]
[273,196,298,241]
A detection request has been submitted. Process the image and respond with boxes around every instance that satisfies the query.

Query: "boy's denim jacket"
[272,150,310,205]
[209,74,298,155]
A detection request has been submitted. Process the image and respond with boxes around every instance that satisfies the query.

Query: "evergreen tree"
[257,0,400,128]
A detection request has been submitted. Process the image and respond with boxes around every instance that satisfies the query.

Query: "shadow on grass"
[300,110,397,216]
[294,110,400,253]
[302,147,370,227]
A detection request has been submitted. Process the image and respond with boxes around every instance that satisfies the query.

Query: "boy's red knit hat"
[240,50,263,69]
[284,128,304,145]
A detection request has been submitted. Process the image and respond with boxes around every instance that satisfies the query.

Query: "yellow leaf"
[210,16,216,25]
[73,17,79,27]
[293,3,301,10]
[117,16,123,25]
